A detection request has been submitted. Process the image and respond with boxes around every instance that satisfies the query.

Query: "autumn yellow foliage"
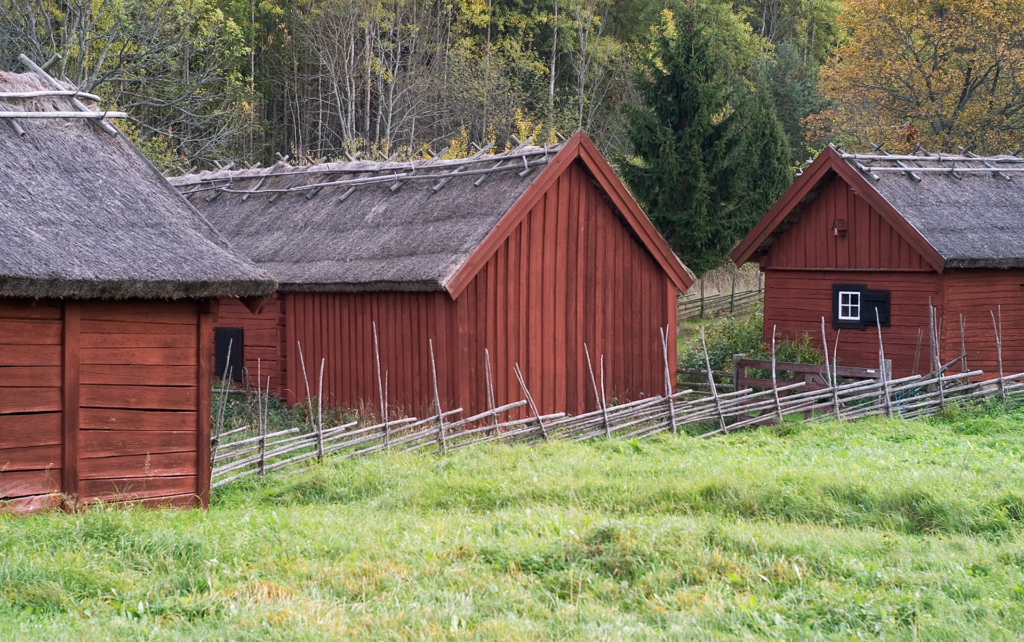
[813,0,1024,153]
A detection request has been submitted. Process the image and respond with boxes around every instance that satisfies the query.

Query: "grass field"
[2,406,1024,640]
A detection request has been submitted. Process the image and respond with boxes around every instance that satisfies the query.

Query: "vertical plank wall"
[77,301,201,505]
[0,300,63,513]
[285,160,676,416]
[761,174,940,376]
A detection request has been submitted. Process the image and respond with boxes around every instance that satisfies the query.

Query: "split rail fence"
[211,307,1024,488]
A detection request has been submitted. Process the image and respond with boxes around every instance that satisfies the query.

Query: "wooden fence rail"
[211,307,1023,488]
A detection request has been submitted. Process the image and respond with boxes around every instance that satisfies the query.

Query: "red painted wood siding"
[763,270,941,377]
[216,294,286,396]
[765,176,932,270]
[0,299,63,513]
[77,300,200,505]
[942,269,1024,375]
[280,160,677,417]
[1,298,209,514]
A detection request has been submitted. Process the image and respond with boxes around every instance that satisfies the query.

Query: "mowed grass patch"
[1,407,1023,640]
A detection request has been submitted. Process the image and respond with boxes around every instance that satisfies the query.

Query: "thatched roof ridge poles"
[475,136,534,186]
[863,166,1024,173]
[0,101,25,136]
[872,145,922,182]
[432,141,497,192]
[841,152,1024,164]
[0,110,128,119]
[176,148,560,191]
[0,90,102,101]
[18,53,118,136]
[189,157,555,197]
[965,152,1013,181]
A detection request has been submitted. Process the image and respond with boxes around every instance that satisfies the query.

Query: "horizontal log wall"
[763,270,941,377]
[1,298,207,514]
[0,300,63,513]
[216,294,285,396]
[77,301,200,505]
[285,160,676,417]
[943,269,1024,375]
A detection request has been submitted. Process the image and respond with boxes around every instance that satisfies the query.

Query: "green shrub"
[679,304,822,371]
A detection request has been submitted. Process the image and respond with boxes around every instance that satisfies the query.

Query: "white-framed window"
[838,291,861,321]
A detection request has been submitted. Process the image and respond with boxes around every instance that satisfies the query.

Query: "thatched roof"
[839,151,1024,269]
[171,143,563,292]
[732,145,1024,270]
[0,69,275,300]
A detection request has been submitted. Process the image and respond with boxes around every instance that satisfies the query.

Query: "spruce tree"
[619,2,793,277]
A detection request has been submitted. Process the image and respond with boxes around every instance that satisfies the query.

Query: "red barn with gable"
[173,132,694,416]
[732,146,1024,376]
[0,68,274,514]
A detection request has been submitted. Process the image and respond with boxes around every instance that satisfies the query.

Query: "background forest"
[3,0,1024,273]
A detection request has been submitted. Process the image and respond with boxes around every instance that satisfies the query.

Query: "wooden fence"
[211,307,1024,488]
[678,287,761,320]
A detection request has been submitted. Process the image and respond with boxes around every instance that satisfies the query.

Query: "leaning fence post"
[584,344,610,436]
[959,314,968,373]
[820,319,842,420]
[212,339,233,466]
[316,358,325,460]
[992,308,1005,403]
[599,356,610,438]
[297,341,315,432]
[832,330,842,419]
[660,326,678,435]
[929,300,945,410]
[700,327,727,432]
[771,326,784,424]
[484,348,499,435]
[876,309,892,418]
[514,363,547,440]
[256,362,267,478]
[429,339,447,454]
[372,322,389,447]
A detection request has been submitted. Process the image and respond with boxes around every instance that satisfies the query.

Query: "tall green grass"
[2,406,1023,640]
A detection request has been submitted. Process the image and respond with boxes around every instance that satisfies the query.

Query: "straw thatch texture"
[0,71,275,300]
[841,154,1024,269]
[171,146,560,292]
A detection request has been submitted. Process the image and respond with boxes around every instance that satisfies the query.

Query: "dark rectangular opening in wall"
[214,327,244,381]
[832,285,890,329]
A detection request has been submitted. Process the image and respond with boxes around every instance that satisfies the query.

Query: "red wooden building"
[0,69,274,514]
[173,131,693,416]
[732,146,1024,376]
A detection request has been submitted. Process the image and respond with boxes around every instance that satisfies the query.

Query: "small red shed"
[172,131,694,416]
[732,146,1024,376]
[0,69,274,514]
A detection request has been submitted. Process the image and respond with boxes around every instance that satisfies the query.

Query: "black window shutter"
[214,327,244,381]
[831,284,866,329]
[863,289,891,327]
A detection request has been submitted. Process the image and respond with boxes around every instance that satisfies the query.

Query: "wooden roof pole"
[19,54,118,136]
